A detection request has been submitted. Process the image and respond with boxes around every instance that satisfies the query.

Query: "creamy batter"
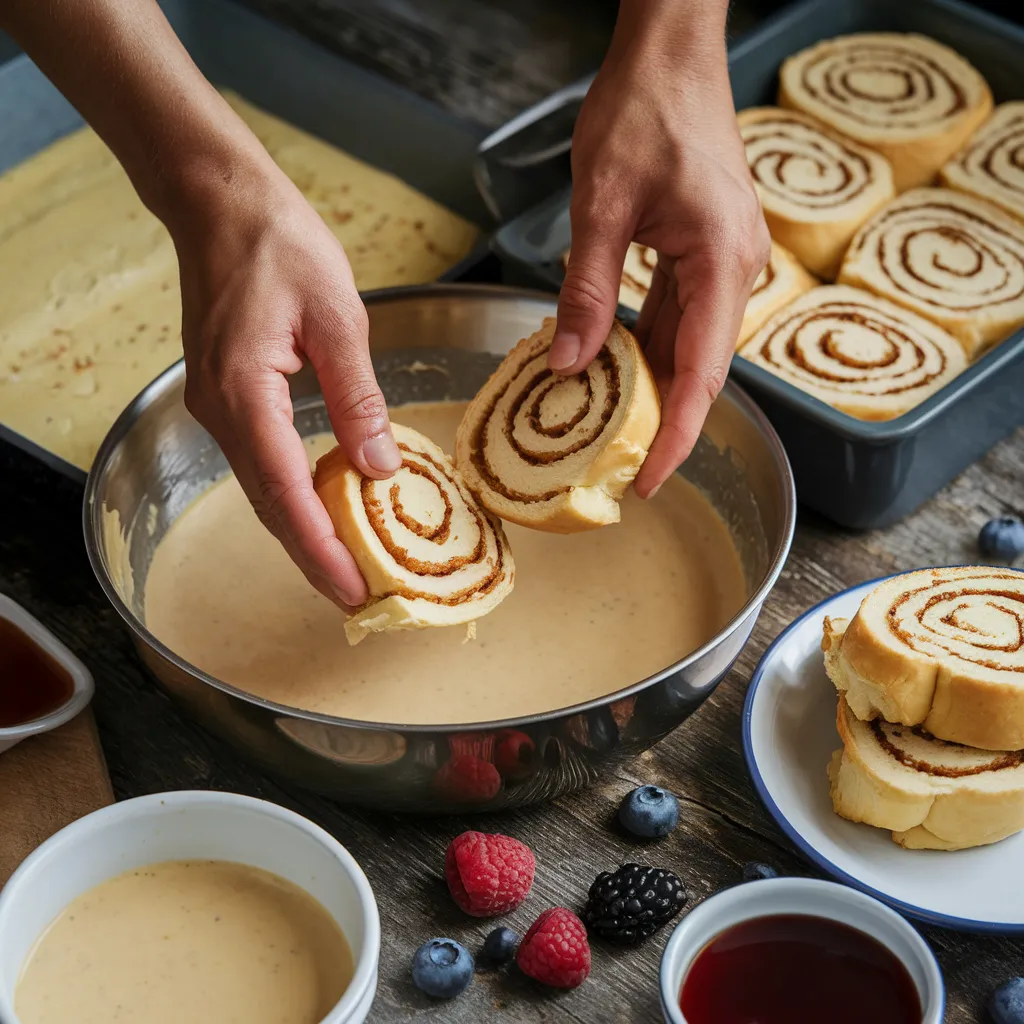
[0,93,477,470]
[144,402,748,725]
[15,860,353,1024]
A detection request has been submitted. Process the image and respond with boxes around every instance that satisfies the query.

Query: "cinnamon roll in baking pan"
[736,284,966,420]
[737,107,895,278]
[779,32,993,192]
[839,187,1024,358]
[941,101,1024,224]
[314,424,515,645]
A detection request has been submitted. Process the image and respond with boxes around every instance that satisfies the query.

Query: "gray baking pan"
[0,0,494,486]
[487,0,1024,529]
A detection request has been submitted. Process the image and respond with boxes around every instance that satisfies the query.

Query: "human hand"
[552,1,770,497]
[173,160,398,608]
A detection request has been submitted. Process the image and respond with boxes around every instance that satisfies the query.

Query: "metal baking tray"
[485,0,1024,529]
[0,0,495,487]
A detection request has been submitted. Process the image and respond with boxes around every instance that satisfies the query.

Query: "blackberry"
[582,864,687,944]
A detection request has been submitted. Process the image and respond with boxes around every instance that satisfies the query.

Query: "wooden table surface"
[3,2,1024,1021]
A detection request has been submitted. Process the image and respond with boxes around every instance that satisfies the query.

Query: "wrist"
[609,0,729,77]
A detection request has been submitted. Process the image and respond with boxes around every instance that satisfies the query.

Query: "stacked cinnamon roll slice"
[825,567,1024,850]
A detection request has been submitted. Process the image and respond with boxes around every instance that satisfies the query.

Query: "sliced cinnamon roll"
[737,284,966,420]
[838,187,1024,358]
[941,101,1024,223]
[738,242,818,345]
[823,567,1024,751]
[737,107,895,278]
[779,33,993,192]
[829,695,1024,850]
[313,424,515,645]
[454,318,660,532]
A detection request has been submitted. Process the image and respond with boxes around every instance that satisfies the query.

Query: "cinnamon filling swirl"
[361,443,508,605]
[743,114,876,208]
[752,296,951,396]
[470,350,621,504]
[870,720,1024,778]
[799,41,968,130]
[887,575,1024,673]
[853,197,1024,313]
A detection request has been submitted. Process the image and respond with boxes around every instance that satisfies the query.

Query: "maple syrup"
[679,913,922,1024]
[0,617,75,728]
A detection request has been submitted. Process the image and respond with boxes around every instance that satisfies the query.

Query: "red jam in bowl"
[679,913,922,1024]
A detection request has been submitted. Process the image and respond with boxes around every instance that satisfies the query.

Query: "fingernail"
[362,431,402,474]
[645,482,663,500]
[548,332,581,372]
[333,583,364,608]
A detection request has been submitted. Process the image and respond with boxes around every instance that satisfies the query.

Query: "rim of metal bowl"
[82,283,796,734]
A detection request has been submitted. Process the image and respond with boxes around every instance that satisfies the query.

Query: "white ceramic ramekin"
[0,791,380,1024]
[0,594,94,754]
[660,878,944,1024]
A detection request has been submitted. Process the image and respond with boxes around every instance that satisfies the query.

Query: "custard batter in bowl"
[84,286,796,811]
[143,402,748,725]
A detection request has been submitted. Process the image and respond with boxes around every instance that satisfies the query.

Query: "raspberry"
[445,831,535,917]
[517,908,591,989]
[433,755,501,803]
[495,729,535,779]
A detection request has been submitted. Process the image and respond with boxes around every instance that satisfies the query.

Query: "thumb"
[304,303,401,480]
[552,202,632,375]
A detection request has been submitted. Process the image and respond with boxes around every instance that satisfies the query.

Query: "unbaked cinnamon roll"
[565,240,815,346]
[737,107,895,278]
[941,102,1024,224]
[838,187,1024,358]
[823,566,1024,751]
[738,242,818,345]
[314,424,515,645]
[454,318,660,532]
[737,284,966,419]
[779,33,993,192]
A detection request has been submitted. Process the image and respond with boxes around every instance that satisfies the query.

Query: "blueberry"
[989,977,1024,1024]
[482,926,519,964]
[411,938,474,999]
[618,785,680,838]
[979,517,1024,562]
[742,861,778,882]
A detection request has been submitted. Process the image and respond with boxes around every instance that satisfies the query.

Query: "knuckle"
[329,380,387,425]
[560,268,612,316]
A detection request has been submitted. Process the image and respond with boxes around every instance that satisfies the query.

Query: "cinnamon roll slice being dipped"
[737,107,895,278]
[779,33,993,191]
[941,101,1024,223]
[829,695,1024,851]
[736,284,966,420]
[314,424,514,645]
[823,567,1024,752]
[838,187,1024,358]
[454,318,660,532]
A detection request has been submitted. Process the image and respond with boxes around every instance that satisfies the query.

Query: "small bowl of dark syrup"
[660,878,943,1024]
[0,595,94,754]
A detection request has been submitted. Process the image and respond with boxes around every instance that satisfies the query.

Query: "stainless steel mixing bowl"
[84,286,795,812]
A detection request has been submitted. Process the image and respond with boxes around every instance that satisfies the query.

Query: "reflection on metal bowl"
[83,286,795,813]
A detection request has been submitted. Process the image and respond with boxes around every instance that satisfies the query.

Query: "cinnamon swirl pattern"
[737,107,895,278]
[737,285,966,420]
[839,187,1024,358]
[738,241,818,345]
[454,318,660,533]
[825,567,1024,751]
[779,33,993,191]
[313,423,514,645]
[942,102,1024,223]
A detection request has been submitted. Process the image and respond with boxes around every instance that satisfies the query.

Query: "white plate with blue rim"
[743,575,1024,933]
